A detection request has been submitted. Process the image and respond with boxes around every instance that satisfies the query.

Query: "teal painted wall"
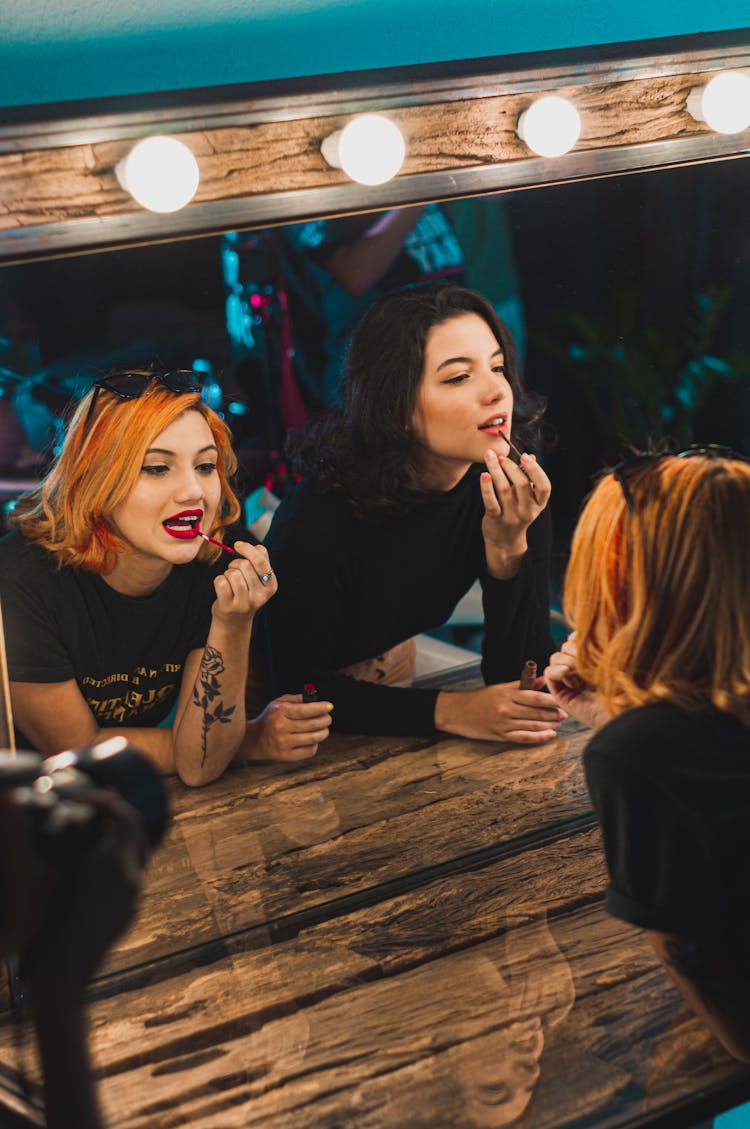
[0,0,747,108]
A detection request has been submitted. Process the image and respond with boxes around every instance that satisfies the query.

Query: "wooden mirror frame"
[1,29,749,265]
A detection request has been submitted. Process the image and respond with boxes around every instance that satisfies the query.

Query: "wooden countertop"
[1,668,749,1127]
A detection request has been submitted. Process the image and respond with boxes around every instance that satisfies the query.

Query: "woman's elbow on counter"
[175,757,227,788]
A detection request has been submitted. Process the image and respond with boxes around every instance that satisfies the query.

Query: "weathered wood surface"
[105,717,593,972]
[0,73,712,233]
[3,825,745,1128]
[2,676,747,1128]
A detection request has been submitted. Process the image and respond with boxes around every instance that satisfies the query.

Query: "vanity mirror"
[1,27,750,1129]
[2,157,746,545]
[1,29,749,261]
[1,28,747,514]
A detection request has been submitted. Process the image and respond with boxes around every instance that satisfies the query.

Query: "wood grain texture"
[2,34,749,260]
[0,71,718,233]
[3,826,745,1127]
[104,718,593,972]
[1,657,748,1126]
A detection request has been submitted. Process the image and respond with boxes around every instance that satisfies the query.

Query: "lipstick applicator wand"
[196,529,236,555]
[504,435,538,493]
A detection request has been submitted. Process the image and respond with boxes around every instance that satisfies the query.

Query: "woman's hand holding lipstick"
[176,542,281,786]
[434,679,566,744]
[240,693,333,763]
[211,541,278,625]
[480,445,551,580]
[543,633,610,731]
[519,660,538,690]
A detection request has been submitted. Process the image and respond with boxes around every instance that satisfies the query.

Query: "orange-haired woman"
[0,371,331,786]
[545,447,750,1060]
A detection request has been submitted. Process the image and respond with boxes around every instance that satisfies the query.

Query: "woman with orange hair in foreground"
[0,371,331,786]
[545,447,750,1060]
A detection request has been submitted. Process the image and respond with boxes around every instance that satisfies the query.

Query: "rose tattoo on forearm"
[193,645,236,766]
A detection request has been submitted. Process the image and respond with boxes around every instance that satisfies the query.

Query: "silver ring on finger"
[259,569,274,585]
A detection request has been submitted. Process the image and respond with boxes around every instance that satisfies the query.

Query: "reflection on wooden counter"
[107,714,592,973]
[1,672,749,1127]
[3,827,747,1127]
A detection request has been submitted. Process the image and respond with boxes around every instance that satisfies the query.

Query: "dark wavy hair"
[287,282,545,512]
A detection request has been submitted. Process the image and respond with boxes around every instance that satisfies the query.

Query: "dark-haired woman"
[258,284,564,740]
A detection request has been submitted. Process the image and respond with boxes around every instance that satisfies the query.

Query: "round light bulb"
[517,96,581,158]
[688,71,750,135]
[322,114,405,185]
[117,136,200,213]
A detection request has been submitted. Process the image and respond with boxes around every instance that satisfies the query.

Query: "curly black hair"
[287,282,546,513]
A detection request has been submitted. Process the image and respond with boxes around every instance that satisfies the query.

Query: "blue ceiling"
[0,0,747,107]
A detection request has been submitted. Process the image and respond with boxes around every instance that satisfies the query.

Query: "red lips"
[162,509,203,540]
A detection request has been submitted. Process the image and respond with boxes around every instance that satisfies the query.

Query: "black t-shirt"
[0,531,221,739]
[259,466,553,736]
[279,206,466,405]
[584,702,750,941]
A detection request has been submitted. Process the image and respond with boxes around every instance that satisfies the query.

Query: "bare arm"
[10,544,331,781]
[10,673,334,782]
[9,546,260,782]
[648,929,750,1062]
[8,553,262,786]
[9,673,190,777]
[322,207,425,296]
[10,678,175,769]
[23,629,251,787]
[171,540,334,782]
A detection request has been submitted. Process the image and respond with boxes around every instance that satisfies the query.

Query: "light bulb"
[321,114,405,185]
[687,71,750,135]
[116,136,200,213]
[517,96,581,158]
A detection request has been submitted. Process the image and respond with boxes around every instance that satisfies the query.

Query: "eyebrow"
[145,444,219,456]
[436,347,504,373]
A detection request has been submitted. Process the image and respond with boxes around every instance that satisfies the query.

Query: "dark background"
[2,157,748,557]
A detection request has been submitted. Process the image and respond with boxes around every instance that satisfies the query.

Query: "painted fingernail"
[326,703,334,712]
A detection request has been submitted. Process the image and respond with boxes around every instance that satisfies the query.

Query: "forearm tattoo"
[193,645,236,766]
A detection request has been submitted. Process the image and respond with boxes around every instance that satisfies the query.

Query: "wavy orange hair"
[13,379,241,574]
[564,454,750,725]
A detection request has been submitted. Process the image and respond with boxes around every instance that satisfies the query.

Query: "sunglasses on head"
[613,444,749,512]
[84,370,203,432]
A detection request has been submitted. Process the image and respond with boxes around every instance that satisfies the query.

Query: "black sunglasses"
[613,444,749,512]
[84,370,202,431]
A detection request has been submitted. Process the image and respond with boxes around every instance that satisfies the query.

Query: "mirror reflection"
[2,158,746,547]
[0,155,746,767]
[1,152,749,1129]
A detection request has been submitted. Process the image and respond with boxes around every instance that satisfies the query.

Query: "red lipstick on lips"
[162,509,203,540]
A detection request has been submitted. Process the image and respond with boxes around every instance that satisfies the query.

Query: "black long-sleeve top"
[584,703,750,940]
[258,465,553,736]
